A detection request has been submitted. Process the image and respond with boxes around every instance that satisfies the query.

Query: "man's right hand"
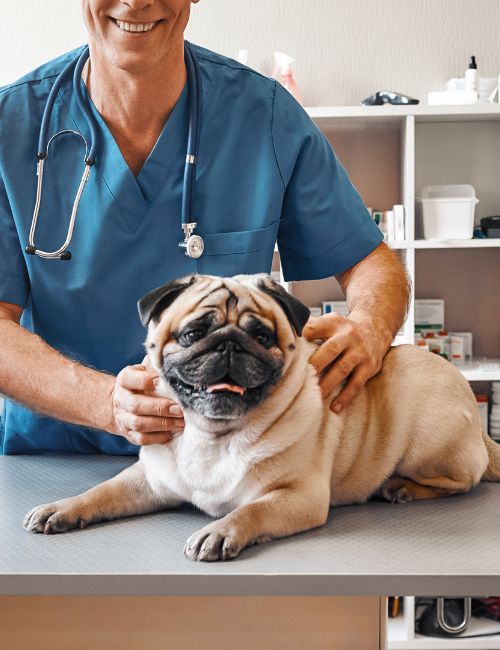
[109,363,185,446]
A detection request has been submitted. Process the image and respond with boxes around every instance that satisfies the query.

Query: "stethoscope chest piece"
[179,222,204,259]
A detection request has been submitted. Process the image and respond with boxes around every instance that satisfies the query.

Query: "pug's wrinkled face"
[138,274,310,419]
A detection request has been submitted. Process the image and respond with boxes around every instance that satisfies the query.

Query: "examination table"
[1,455,499,649]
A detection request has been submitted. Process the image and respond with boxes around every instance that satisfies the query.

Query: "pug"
[23,274,500,561]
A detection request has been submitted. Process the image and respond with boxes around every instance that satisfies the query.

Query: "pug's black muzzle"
[162,326,284,419]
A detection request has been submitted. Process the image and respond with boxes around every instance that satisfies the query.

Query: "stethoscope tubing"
[27,41,200,260]
[182,42,201,232]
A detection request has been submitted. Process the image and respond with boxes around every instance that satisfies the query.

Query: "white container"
[416,185,478,240]
[449,335,465,363]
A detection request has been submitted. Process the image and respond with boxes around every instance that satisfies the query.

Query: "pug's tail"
[482,430,500,481]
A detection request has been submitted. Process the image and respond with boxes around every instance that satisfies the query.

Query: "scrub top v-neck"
[0,42,383,454]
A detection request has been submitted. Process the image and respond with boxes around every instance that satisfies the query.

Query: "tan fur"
[23,274,500,561]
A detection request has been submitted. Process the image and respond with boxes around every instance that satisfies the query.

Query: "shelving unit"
[284,104,500,649]
[276,103,500,381]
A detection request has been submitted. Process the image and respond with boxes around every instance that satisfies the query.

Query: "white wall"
[1,0,500,106]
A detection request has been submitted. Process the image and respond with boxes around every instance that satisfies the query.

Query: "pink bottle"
[273,52,302,105]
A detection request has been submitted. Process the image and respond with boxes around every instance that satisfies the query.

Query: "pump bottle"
[465,56,478,99]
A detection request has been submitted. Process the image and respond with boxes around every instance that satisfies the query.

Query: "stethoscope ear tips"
[25,245,72,260]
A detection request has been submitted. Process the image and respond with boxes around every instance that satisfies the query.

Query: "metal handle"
[436,597,471,634]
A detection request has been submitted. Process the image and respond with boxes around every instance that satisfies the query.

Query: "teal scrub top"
[0,42,383,454]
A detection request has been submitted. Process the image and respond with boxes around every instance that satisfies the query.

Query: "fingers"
[113,390,183,418]
[117,364,158,392]
[318,351,362,398]
[307,314,353,375]
[122,430,181,447]
[303,312,344,341]
[116,410,184,435]
[111,363,185,446]
[323,366,370,413]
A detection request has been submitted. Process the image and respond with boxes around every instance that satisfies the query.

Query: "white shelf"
[455,359,500,381]
[388,239,500,249]
[389,614,500,649]
[306,104,500,124]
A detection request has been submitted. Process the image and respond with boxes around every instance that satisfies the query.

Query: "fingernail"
[170,404,182,415]
[332,403,342,414]
[153,378,161,388]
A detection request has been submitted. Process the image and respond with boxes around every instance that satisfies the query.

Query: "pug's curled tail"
[482,430,500,481]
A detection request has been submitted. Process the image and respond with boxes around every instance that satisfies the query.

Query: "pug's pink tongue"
[206,382,246,395]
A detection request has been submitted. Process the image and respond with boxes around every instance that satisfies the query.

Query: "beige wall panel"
[0,595,384,650]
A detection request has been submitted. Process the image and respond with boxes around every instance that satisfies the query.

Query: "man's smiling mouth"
[112,18,162,33]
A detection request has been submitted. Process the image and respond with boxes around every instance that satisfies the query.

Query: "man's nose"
[120,0,154,10]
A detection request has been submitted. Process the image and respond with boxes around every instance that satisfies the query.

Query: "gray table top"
[1,455,499,597]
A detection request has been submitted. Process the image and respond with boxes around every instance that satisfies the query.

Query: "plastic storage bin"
[416,184,478,240]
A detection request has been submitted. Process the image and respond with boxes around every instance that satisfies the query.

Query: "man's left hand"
[302,313,390,414]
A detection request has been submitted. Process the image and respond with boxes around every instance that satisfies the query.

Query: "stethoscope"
[26,41,204,261]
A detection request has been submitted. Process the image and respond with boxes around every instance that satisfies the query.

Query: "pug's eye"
[255,333,271,346]
[182,329,205,345]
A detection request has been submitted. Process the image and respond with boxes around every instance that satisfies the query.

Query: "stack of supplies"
[491,382,500,442]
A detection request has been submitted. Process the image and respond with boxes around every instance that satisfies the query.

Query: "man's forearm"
[0,319,115,431]
[337,243,411,347]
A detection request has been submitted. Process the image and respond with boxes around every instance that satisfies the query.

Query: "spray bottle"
[272,52,302,104]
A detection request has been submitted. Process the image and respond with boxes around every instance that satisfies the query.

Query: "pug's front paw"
[23,500,88,534]
[184,522,246,562]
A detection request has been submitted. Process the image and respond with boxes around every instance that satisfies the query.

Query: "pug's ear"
[138,275,197,327]
[257,276,310,336]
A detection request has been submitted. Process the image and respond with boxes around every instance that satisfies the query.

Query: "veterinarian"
[0,0,409,454]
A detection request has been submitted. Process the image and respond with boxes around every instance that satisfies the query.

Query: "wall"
[1,1,500,107]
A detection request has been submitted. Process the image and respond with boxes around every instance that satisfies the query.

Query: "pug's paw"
[23,500,88,535]
[184,522,246,562]
[379,477,415,504]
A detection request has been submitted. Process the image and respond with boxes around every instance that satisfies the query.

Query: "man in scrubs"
[0,0,409,454]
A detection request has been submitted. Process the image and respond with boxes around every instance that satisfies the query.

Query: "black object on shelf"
[481,216,500,238]
[361,90,420,106]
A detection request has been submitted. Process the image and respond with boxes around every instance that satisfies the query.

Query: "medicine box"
[309,307,322,318]
[449,332,473,361]
[415,299,444,332]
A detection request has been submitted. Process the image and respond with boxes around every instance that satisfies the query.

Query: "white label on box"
[415,299,444,331]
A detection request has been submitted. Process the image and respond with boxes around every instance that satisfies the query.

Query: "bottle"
[272,52,302,104]
[465,56,478,100]
[236,50,249,65]
[415,339,430,352]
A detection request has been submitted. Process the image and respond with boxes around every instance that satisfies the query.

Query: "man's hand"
[303,313,388,414]
[108,362,184,446]
[303,242,410,414]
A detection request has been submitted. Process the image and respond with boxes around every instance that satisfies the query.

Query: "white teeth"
[115,20,157,33]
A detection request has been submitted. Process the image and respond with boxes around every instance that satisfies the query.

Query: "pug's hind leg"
[378,476,455,504]
[23,461,179,534]
[185,483,330,562]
